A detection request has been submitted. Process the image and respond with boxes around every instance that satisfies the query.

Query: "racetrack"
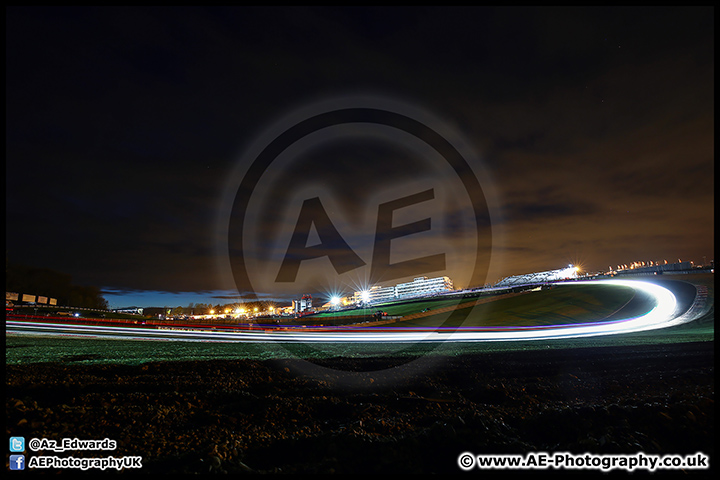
[5,277,709,348]
[5,274,714,474]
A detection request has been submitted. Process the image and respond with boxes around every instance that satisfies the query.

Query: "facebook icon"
[9,454,25,470]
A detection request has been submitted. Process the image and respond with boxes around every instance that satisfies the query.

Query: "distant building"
[293,294,313,313]
[112,306,144,315]
[353,275,455,305]
[7,291,57,306]
[610,260,696,275]
[395,276,454,299]
[494,266,579,287]
[276,305,294,315]
[353,285,397,305]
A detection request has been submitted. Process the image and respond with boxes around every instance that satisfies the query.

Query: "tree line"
[5,262,108,310]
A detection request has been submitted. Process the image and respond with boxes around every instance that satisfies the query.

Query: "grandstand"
[610,260,697,275]
[494,265,579,287]
[353,276,455,305]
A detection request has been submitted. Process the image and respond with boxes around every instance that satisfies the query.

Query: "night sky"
[6,7,714,309]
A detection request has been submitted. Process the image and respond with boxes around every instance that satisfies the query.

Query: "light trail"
[6,279,689,343]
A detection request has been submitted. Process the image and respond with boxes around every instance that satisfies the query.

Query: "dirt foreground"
[6,341,714,474]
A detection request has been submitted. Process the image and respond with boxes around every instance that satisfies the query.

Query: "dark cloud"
[500,200,599,223]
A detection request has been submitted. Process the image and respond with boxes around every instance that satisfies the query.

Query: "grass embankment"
[309,296,479,319]
[300,284,638,329]
[400,284,637,328]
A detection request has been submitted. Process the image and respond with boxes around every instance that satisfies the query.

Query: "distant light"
[6,280,685,343]
[331,296,341,306]
[360,291,370,302]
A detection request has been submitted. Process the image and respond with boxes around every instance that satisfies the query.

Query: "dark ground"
[5,340,714,475]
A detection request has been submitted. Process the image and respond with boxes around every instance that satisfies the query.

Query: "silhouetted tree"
[6,262,108,309]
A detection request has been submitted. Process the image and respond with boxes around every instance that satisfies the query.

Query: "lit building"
[111,306,144,315]
[609,260,696,275]
[354,275,455,305]
[494,266,579,287]
[277,305,295,315]
[353,285,397,305]
[395,276,454,299]
[293,294,313,313]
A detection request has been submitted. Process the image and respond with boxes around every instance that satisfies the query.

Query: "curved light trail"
[6,279,691,344]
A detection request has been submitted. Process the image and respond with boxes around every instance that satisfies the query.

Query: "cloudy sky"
[6,6,714,308]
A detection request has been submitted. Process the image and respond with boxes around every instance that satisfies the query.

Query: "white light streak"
[6,280,690,344]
